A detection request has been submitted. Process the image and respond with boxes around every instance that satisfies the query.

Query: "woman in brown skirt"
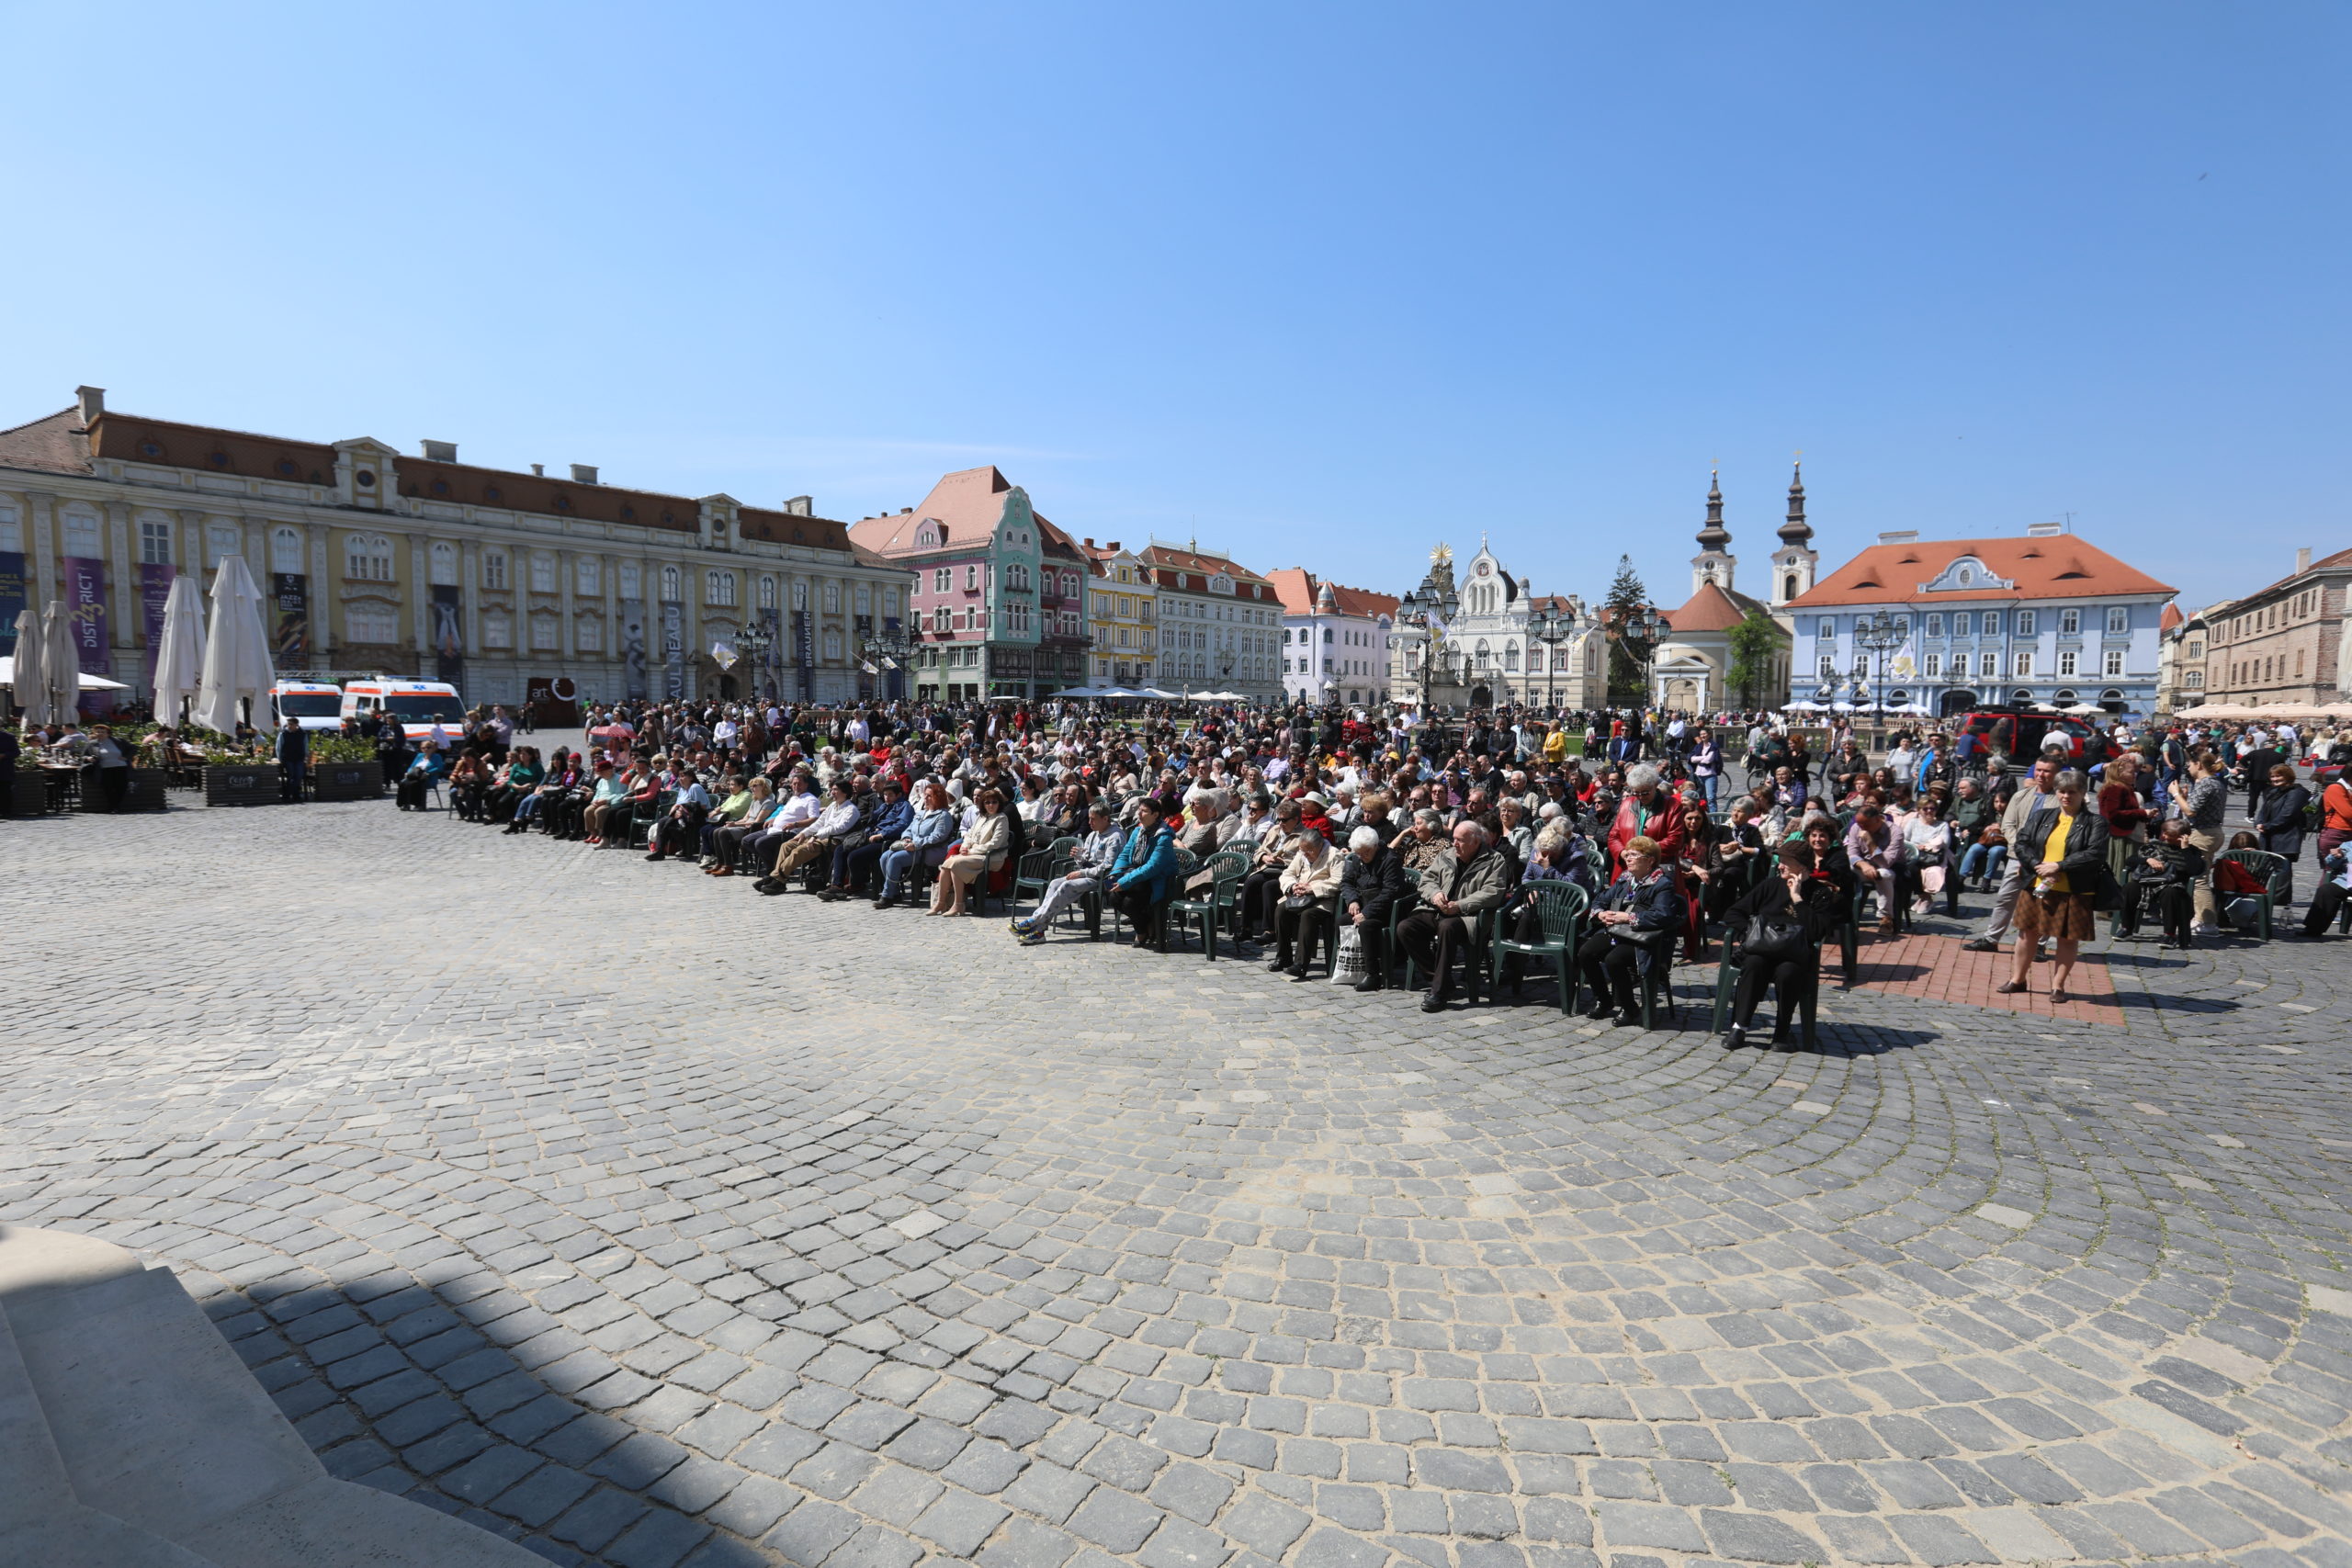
[2000,770,2113,1003]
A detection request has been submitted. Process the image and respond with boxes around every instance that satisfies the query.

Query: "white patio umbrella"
[0,657,126,692]
[44,602,81,724]
[7,608,49,726]
[151,574,208,726]
[192,556,275,737]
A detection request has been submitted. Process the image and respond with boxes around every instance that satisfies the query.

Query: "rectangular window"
[2015,610,2036,636]
[1924,614,1943,638]
[2106,605,2129,635]
[2059,607,2080,635]
[964,565,978,592]
[2104,649,2124,677]
[577,558,601,596]
[2058,650,2078,677]
[1924,653,1941,678]
[483,552,508,590]
[531,555,556,593]
[140,519,175,565]
[1979,652,1998,676]
[1952,612,1971,637]
[1982,612,2001,636]
[1816,655,1836,680]
[2013,651,2033,677]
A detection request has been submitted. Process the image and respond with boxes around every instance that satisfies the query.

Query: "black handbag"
[1740,915,1808,963]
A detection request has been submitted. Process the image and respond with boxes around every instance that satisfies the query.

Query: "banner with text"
[430,583,464,689]
[0,551,23,655]
[140,563,175,687]
[272,572,309,665]
[660,599,684,700]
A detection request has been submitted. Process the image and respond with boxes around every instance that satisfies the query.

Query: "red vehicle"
[1953,706,2117,766]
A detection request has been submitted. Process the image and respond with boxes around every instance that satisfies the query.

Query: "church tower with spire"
[1690,469,1736,597]
[1769,461,1818,608]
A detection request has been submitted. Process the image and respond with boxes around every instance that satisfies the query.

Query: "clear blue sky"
[4,2,2342,612]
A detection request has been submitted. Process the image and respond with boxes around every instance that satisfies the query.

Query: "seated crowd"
[393,698,2346,1051]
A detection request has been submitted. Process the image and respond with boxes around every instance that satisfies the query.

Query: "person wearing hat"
[1268,809,1345,978]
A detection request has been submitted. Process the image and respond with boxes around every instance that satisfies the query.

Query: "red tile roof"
[847,466,1014,555]
[1787,535,2176,607]
[1265,568,1396,621]
[1663,581,1750,633]
[1139,543,1274,600]
[2232,545,2352,607]
[2160,603,2185,633]
[0,407,92,475]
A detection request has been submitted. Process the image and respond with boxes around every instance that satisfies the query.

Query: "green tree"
[1603,555,1650,706]
[1727,605,1783,709]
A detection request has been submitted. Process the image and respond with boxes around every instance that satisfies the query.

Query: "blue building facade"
[1785,525,2177,717]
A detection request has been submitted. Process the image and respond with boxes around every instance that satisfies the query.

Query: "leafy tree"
[1727,605,1784,709]
[1603,555,1649,706]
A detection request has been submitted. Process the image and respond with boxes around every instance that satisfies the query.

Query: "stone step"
[0,1280,223,1567]
[0,1224,541,1568]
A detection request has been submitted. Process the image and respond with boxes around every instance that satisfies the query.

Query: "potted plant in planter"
[194,733,283,807]
[308,735,386,801]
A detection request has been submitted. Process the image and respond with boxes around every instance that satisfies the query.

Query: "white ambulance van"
[268,680,345,731]
[341,678,468,742]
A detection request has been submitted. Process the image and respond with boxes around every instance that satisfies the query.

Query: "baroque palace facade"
[0,388,906,709]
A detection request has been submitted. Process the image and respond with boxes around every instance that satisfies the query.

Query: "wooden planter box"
[310,761,385,801]
[203,763,286,807]
[5,769,51,817]
[74,768,169,813]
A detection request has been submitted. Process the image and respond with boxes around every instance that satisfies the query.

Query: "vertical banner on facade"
[139,563,176,687]
[619,598,648,700]
[794,610,813,700]
[0,551,24,655]
[430,583,465,689]
[271,572,309,665]
[62,557,111,714]
[660,599,684,700]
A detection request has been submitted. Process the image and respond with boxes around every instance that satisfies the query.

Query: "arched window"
[707,570,737,606]
[430,542,459,586]
[1474,639,1491,670]
[270,526,304,575]
[1503,642,1520,671]
[345,534,392,581]
[660,564,682,602]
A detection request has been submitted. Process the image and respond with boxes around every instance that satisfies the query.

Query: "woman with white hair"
[1606,762,1690,876]
[1337,822,1409,991]
[1267,812,1345,978]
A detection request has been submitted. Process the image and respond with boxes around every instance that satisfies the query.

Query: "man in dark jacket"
[1338,826,1408,993]
[275,716,309,803]
[830,779,912,899]
[1399,820,1513,1012]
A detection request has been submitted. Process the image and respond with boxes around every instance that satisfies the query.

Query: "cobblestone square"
[5,804,2350,1567]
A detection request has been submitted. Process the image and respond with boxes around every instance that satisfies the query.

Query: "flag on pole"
[711,639,740,671]
[860,659,880,674]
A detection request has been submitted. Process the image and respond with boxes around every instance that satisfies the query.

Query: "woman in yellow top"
[1998,770,2114,1004]
[1542,724,1569,766]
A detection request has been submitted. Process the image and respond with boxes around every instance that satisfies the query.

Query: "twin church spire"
[1691,463,1815,604]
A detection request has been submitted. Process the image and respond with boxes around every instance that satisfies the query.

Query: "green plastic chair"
[1014,834,1080,918]
[1710,929,1823,1047]
[1166,849,1250,960]
[1489,882,1589,1014]
[2212,848,2292,939]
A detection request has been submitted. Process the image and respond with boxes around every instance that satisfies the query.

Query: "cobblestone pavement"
[5,804,2351,1568]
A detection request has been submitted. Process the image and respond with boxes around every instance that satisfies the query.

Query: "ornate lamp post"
[1530,601,1581,716]
[1853,609,1905,731]
[1609,603,1665,709]
[858,623,916,701]
[736,621,775,702]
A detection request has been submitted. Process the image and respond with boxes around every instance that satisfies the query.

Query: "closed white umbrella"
[7,607,49,727]
[44,602,81,724]
[193,556,275,737]
[151,574,207,727]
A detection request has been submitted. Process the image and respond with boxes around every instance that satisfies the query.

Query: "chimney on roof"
[2025,520,2065,537]
[2297,546,2313,575]
[531,464,544,476]
[75,386,104,426]
[570,465,599,485]
[420,439,457,463]
[784,495,812,516]
[1877,530,1919,545]
[901,507,912,514]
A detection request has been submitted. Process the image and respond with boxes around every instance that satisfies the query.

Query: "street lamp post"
[1399,580,1463,716]
[1853,610,1905,735]
[1609,604,1665,711]
[858,624,916,702]
[736,621,775,702]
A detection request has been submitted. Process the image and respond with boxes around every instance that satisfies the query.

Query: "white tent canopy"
[0,656,127,692]
[193,556,276,736]
[151,573,207,723]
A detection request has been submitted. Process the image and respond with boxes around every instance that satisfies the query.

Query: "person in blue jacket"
[873,779,959,909]
[1107,798,1180,947]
